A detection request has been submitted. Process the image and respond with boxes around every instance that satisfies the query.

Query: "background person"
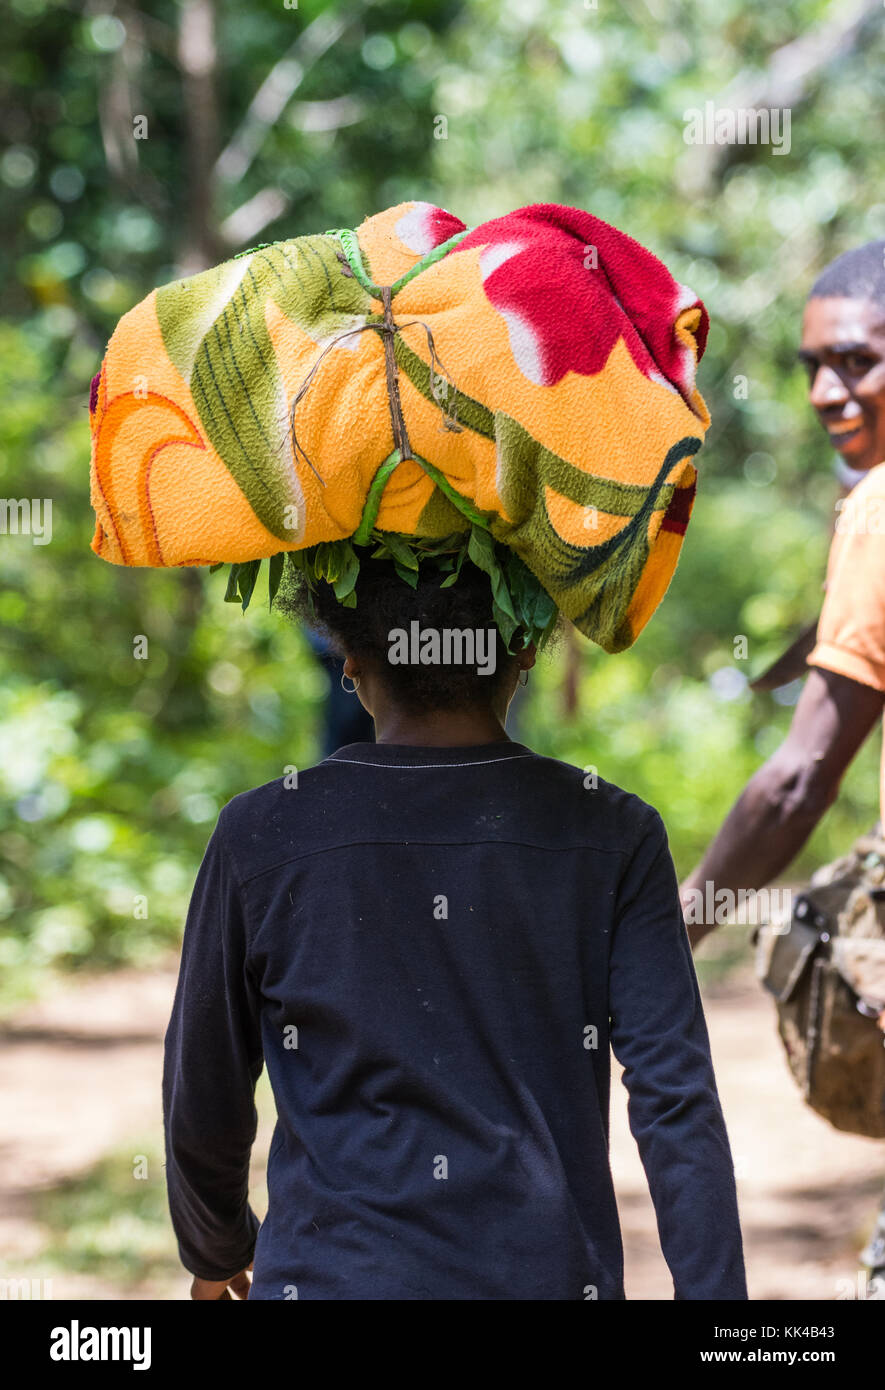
[680,240,885,1287]
[682,241,885,945]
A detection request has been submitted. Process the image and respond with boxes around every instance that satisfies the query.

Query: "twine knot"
[288,271,461,485]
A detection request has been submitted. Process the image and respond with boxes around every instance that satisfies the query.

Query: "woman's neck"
[372,706,511,747]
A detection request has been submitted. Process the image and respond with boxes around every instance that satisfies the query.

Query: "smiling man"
[682,240,885,942]
[801,246,885,477]
[680,240,885,1285]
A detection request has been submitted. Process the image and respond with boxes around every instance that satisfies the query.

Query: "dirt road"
[1,961,882,1300]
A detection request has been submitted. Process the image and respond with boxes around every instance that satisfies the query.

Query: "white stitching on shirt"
[324,754,536,770]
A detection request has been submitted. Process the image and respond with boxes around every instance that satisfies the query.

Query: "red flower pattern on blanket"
[453,203,708,406]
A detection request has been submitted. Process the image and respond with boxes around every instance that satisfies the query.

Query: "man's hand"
[191,1265,252,1300]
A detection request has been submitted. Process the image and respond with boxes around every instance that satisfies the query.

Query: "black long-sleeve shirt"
[162,739,747,1300]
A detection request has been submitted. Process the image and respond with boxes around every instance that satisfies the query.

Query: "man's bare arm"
[681,667,884,947]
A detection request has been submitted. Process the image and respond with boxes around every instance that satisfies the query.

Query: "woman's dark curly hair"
[276,550,521,713]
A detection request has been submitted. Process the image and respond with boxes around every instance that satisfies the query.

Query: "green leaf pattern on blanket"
[156,236,372,541]
[392,342,702,648]
[489,415,702,651]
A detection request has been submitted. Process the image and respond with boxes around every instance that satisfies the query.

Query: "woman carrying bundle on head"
[90,200,746,1300]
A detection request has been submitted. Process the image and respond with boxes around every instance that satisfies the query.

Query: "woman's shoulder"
[215,750,664,866]
[518,750,663,847]
[215,761,336,847]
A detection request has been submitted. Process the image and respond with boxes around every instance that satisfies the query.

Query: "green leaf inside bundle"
[214,527,558,649]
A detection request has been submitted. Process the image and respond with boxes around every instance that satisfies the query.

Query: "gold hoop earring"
[341,673,361,694]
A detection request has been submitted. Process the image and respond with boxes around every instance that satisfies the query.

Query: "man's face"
[799,296,885,471]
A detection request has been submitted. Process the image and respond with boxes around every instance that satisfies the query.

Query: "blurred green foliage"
[32,1144,180,1286]
[1,1072,276,1296]
[2,0,884,997]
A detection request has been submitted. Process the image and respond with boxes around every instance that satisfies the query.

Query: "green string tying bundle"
[218,222,559,652]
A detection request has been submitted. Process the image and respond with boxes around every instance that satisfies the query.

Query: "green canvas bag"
[753,829,885,1138]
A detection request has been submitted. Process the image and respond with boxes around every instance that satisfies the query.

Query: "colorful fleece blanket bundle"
[88,200,710,652]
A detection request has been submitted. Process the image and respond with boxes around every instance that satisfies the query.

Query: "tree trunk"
[177,0,221,275]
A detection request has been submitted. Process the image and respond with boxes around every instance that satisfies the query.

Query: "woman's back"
[164,739,746,1300]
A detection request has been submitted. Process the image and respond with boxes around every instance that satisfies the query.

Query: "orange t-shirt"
[806,460,885,823]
